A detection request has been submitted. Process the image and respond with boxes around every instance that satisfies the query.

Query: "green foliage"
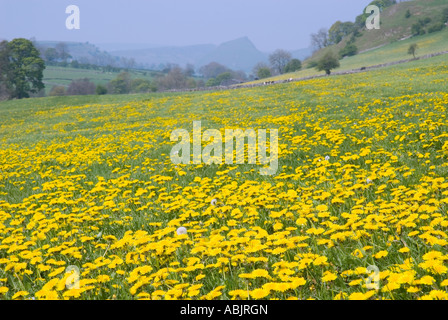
[405,9,411,19]
[49,85,66,96]
[130,79,152,93]
[339,44,359,58]
[328,21,355,45]
[205,78,219,87]
[95,84,108,95]
[412,17,433,36]
[0,38,46,99]
[428,22,446,34]
[408,43,418,59]
[257,68,272,79]
[283,59,302,73]
[316,51,340,75]
[108,72,131,94]
[216,72,233,85]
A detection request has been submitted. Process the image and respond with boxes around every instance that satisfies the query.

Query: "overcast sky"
[0,0,373,52]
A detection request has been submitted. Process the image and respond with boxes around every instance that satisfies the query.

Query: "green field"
[245,27,448,85]
[0,54,448,300]
[42,66,160,94]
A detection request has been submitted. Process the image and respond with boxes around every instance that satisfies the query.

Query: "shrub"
[339,43,358,58]
[67,78,96,96]
[49,86,66,96]
[95,84,108,95]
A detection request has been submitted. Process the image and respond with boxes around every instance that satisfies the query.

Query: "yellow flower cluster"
[0,59,448,300]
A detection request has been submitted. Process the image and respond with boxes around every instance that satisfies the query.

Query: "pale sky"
[0,0,373,52]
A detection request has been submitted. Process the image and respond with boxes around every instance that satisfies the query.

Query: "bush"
[339,44,358,58]
[428,23,445,34]
[67,78,96,96]
[411,23,426,36]
[95,84,108,95]
[284,59,302,73]
[405,9,411,19]
[49,86,66,96]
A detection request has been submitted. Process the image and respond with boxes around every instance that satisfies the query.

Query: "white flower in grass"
[211,199,217,206]
[325,156,330,161]
[366,178,373,184]
[176,227,187,235]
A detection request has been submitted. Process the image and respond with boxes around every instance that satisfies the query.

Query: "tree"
[328,21,355,45]
[257,68,272,79]
[55,42,71,62]
[95,84,108,95]
[44,48,58,63]
[155,67,188,90]
[284,59,302,73]
[310,28,329,51]
[130,79,152,93]
[0,41,10,100]
[339,43,358,58]
[66,78,96,95]
[269,49,292,75]
[199,62,230,79]
[49,85,67,96]
[107,72,131,94]
[316,51,340,75]
[408,43,418,59]
[184,64,195,77]
[405,9,411,19]
[0,38,46,99]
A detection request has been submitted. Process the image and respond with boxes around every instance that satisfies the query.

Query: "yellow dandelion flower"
[250,288,270,299]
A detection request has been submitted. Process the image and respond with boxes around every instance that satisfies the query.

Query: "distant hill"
[111,44,216,70]
[110,37,269,73]
[197,37,268,73]
[32,37,311,75]
[35,41,118,66]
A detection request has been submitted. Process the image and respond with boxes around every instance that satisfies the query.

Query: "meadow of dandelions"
[0,57,448,300]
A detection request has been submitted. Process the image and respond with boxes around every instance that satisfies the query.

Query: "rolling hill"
[306,0,448,66]
[243,0,448,84]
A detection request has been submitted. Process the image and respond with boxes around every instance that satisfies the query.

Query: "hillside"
[36,41,119,66]
[197,37,268,72]
[242,0,448,85]
[111,37,268,73]
[307,0,448,65]
[111,44,216,70]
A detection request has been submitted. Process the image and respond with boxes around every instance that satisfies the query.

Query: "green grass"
[0,54,447,300]
[244,28,448,85]
[42,66,160,94]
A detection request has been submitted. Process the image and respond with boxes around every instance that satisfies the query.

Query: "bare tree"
[311,28,329,51]
[55,42,72,62]
[67,78,96,95]
[199,62,230,79]
[269,49,292,75]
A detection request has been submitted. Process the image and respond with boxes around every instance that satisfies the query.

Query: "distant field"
[245,28,448,85]
[43,67,159,94]
[0,55,448,300]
